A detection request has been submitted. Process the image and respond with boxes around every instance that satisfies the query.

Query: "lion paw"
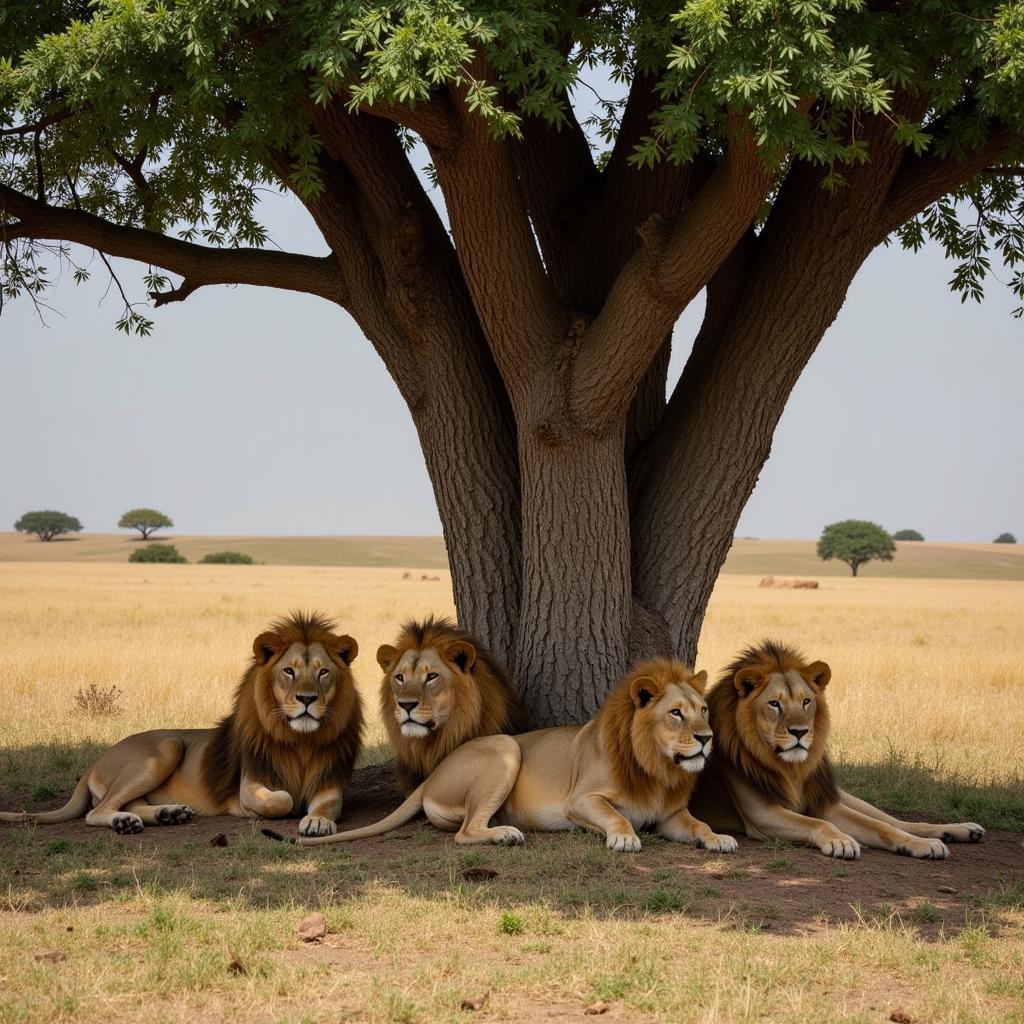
[700,833,738,854]
[156,804,195,825]
[941,823,985,844]
[111,812,144,835]
[899,837,949,859]
[493,826,525,846]
[607,832,642,853]
[299,815,337,837]
[819,834,860,860]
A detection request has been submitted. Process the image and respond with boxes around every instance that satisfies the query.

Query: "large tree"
[3,1,1022,725]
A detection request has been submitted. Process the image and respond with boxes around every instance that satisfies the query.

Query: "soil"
[2,763,1021,937]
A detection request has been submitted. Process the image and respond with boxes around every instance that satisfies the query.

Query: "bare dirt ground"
[4,765,1019,939]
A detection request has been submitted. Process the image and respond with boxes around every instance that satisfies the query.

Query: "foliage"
[13,509,82,541]
[993,532,1017,544]
[73,682,123,718]
[199,550,254,563]
[128,542,187,563]
[2,0,1024,319]
[892,529,924,542]
[817,519,895,576]
[118,508,173,539]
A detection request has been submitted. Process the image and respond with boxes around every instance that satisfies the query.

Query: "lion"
[689,640,985,860]
[0,612,363,837]
[376,617,521,794]
[265,657,737,854]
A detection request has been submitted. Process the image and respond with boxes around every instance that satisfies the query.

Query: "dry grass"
[0,564,1022,1023]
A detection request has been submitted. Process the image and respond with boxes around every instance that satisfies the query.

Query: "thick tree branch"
[878,128,1016,238]
[572,120,774,432]
[0,184,346,305]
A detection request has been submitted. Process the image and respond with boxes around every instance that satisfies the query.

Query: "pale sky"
[1,179,1021,544]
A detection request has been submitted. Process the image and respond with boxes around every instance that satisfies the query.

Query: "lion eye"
[425,672,438,684]
[768,700,781,710]
[318,668,330,679]
[395,673,404,684]
[701,707,708,718]
[803,698,811,708]
[283,667,295,679]
[670,708,683,719]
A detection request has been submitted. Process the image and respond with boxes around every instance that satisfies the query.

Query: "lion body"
[0,612,363,836]
[377,617,521,794]
[291,657,737,854]
[691,640,984,859]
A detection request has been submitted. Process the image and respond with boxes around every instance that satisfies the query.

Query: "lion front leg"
[299,787,344,837]
[240,776,293,819]
[825,802,949,859]
[837,789,984,845]
[568,793,641,852]
[657,808,738,854]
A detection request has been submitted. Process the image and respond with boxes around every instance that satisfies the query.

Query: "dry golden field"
[0,562,1022,1024]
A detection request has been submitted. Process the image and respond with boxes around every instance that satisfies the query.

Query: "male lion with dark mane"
[267,657,736,853]
[377,616,521,794]
[690,640,985,860]
[0,612,363,837]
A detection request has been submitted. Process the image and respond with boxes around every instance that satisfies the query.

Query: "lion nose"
[398,700,419,712]
[788,727,809,740]
[296,693,317,708]
[695,732,712,749]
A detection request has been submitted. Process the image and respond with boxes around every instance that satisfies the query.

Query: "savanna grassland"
[0,559,1022,1024]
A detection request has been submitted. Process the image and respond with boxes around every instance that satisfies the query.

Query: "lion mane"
[707,639,837,816]
[202,610,364,810]
[379,616,520,794]
[599,657,706,807]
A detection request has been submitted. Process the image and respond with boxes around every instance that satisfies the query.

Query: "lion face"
[253,629,359,737]
[732,660,831,764]
[629,667,712,775]
[377,639,476,739]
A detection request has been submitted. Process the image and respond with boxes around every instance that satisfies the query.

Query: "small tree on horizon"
[994,532,1017,544]
[818,520,895,577]
[118,508,173,540]
[14,510,83,542]
[892,529,925,542]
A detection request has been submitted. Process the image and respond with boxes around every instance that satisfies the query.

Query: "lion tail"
[262,784,426,848]
[0,774,92,824]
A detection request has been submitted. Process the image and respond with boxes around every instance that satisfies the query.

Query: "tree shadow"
[1,750,1020,939]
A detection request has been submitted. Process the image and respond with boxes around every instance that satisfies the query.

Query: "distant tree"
[128,543,187,564]
[817,520,895,577]
[994,532,1017,544]
[14,510,82,542]
[199,551,254,564]
[118,508,173,540]
[892,529,925,542]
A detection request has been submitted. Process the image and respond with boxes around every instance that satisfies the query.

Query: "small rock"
[889,1011,915,1024]
[34,950,68,963]
[584,1001,611,1015]
[65,926,73,932]
[937,884,958,895]
[297,912,327,942]
[460,993,488,1011]
[462,866,499,880]
[209,833,229,847]
[227,957,247,975]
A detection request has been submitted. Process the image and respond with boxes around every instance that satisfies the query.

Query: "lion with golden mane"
[0,612,363,837]
[268,657,736,853]
[690,640,985,859]
[376,616,521,794]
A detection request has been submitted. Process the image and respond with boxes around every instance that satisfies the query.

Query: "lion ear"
[376,644,398,672]
[733,667,764,697]
[629,675,661,708]
[804,660,831,690]
[253,631,286,665]
[334,635,358,666]
[689,670,708,695]
[445,640,476,673]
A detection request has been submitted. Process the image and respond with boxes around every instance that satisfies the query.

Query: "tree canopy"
[993,531,1017,543]
[118,508,174,539]
[892,528,924,541]
[818,519,895,576]
[14,509,83,541]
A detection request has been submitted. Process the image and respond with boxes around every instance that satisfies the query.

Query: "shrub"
[74,683,123,717]
[817,520,895,577]
[993,532,1017,544]
[892,529,924,541]
[14,510,83,541]
[199,551,254,564]
[129,543,187,563]
[118,508,173,539]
